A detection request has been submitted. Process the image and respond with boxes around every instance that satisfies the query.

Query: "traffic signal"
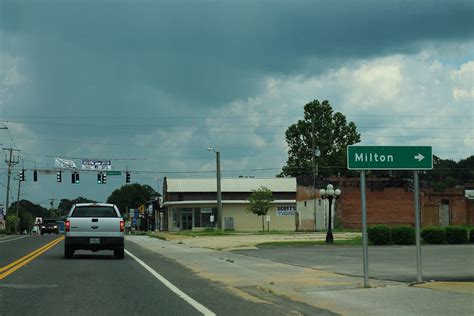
[101,172,107,184]
[19,169,25,181]
[126,172,130,183]
[33,170,38,182]
[57,171,62,182]
[72,172,80,184]
[97,172,102,184]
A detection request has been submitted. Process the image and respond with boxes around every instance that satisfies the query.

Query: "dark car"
[41,219,59,235]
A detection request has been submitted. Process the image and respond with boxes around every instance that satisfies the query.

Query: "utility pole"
[216,151,222,230]
[3,148,20,215]
[311,115,321,232]
[15,177,21,234]
[49,198,55,218]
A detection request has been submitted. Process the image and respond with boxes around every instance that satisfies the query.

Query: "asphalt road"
[0,235,330,316]
[234,244,474,282]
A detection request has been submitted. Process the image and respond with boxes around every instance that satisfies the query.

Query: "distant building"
[162,178,297,231]
[296,177,474,230]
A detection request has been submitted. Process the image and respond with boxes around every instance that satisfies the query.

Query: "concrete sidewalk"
[151,231,361,250]
[127,235,473,315]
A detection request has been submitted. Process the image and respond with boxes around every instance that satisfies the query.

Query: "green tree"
[280,99,360,177]
[8,200,50,219]
[58,197,97,217]
[19,211,34,232]
[247,186,274,232]
[6,214,19,234]
[107,184,158,216]
[457,155,474,184]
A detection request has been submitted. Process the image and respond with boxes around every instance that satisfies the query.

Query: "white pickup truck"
[64,203,125,259]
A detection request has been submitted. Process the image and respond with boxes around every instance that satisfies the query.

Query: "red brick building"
[297,177,474,229]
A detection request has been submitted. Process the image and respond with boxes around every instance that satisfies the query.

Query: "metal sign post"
[348,145,432,284]
[414,170,422,282]
[360,171,369,287]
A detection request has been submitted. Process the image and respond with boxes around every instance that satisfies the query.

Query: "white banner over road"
[55,158,77,169]
[82,159,112,170]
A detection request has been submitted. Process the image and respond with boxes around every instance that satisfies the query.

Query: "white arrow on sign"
[414,153,425,162]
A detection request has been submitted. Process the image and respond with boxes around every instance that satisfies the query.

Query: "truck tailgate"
[68,218,123,237]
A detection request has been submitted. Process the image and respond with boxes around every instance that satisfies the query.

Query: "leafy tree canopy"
[247,186,274,231]
[424,155,474,191]
[6,200,49,233]
[8,200,49,218]
[280,99,361,178]
[58,196,98,216]
[106,183,158,216]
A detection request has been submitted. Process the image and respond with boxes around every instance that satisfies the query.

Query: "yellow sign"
[138,205,145,214]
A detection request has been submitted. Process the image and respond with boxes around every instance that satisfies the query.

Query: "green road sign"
[347,146,433,170]
[106,171,122,176]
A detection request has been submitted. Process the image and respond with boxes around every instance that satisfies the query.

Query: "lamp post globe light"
[319,184,341,244]
[206,147,222,230]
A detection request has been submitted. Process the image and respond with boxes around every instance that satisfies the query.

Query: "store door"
[181,212,193,230]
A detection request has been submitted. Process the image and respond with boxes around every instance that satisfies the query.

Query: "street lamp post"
[319,184,341,244]
[207,147,222,230]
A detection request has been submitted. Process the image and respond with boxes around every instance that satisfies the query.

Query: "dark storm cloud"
[1,0,473,113]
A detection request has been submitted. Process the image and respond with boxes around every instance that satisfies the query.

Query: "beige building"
[162,178,297,231]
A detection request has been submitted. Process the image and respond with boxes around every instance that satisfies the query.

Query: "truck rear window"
[71,206,118,218]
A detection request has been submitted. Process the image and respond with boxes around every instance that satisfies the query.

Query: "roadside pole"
[360,171,369,287]
[414,170,422,282]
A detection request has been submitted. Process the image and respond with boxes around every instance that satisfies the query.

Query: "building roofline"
[163,199,296,206]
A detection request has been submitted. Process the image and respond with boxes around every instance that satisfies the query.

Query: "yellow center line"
[0,236,64,280]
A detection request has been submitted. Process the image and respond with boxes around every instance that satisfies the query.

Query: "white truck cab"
[64,203,125,259]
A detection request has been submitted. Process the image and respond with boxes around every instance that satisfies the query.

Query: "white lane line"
[0,236,28,243]
[125,249,216,316]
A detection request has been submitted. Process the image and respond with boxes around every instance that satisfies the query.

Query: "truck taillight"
[120,220,124,232]
[65,220,70,232]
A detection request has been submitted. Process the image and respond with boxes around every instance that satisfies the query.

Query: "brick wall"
[327,186,467,228]
[339,187,415,228]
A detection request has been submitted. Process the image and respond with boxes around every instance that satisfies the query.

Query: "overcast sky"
[1,0,473,207]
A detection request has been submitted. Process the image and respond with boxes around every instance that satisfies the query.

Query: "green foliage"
[107,183,158,216]
[470,228,474,243]
[58,197,97,216]
[425,155,474,190]
[391,226,415,245]
[0,229,12,235]
[367,225,391,245]
[19,211,34,232]
[280,99,360,177]
[445,226,468,244]
[8,200,50,219]
[5,214,19,234]
[247,186,274,232]
[421,226,445,244]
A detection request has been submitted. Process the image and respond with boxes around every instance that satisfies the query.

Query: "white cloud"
[218,51,473,162]
[451,61,474,101]
[0,53,26,108]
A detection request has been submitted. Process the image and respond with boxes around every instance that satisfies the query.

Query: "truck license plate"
[90,238,100,244]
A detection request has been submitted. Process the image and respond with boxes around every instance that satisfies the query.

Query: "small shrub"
[421,226,445,244]
[445,226,468,244]
[367,225,391,245]
[391,226,415,245]
[470,228,474,243]
[0,229,12,235]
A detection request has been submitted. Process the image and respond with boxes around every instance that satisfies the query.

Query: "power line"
[3,120,472,131]
[1,113,472,120]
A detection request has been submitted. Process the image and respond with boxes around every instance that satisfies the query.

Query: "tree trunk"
[261,215,264,232]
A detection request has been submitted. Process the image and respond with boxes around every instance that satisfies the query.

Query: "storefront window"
[172,208,179,228]
[194,208,201,227]
[201,207,216,228]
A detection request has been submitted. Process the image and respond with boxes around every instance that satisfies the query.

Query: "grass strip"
[256,237,363,247]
